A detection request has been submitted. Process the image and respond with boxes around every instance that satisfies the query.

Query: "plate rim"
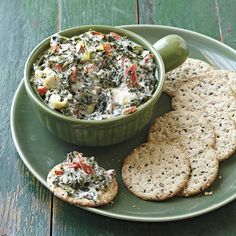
[11,24,236,222]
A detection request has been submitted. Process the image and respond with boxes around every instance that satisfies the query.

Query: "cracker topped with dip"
[47,151,118,207]
[31,30,157,120]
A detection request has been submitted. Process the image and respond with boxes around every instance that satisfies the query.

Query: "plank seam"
[148,221,150,236]
[50,194,53,236]
[56,0,62,31]
[214,0,224,42]
[136,0,140,24]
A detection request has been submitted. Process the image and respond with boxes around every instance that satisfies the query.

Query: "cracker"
[172,76,236,123]
[164,58,214,96]
[148,110,215,147]
[47,164,118,207]
[204,112,236,161]
[176,138,219,196]
[122,141,190,201]
[206,69,236,94]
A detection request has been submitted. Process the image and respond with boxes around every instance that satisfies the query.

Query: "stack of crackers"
[122,58,236,201]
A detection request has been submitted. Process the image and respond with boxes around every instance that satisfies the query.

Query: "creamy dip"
[49,151,115,201]
[31,30,157,120]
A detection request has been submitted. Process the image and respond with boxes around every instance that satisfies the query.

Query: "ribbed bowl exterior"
[28,94,157,146]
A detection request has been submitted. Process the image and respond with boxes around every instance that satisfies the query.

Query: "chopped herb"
[51,151,115,201]
[32,30,158,120]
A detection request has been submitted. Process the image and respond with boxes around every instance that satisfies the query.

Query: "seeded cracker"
[204,112,236,161]
[172,76,236,160]
[205,69,236,94]
[172,76,236,123]
[176,138,219,196]
[164,58,214,96]
[148,110,215,147]
[122,141,190,201]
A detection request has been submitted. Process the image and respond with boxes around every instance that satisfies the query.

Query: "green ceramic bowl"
[24,25,188,146]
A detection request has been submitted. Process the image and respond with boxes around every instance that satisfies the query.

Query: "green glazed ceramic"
[24,25,188,147]
[12,25,236,222]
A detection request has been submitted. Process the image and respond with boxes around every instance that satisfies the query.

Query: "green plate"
[11,25,236,222]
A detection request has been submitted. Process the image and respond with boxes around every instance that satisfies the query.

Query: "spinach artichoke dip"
[47,151,116,202]
[32,30,157,120]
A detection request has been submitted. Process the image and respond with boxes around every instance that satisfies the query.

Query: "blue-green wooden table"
[1,1,236,235]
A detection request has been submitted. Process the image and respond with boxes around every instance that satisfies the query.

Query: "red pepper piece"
[126,64,138,86]
[130,64,138,85]
[51,43,59,53]
[110,32,121,40]
[54,63,62,72]
[68,163,82,169]
[37,86,48,96]
[122,106,137,115]
[54,170,64,175]
[82,164,95,174]
[68,154,95,175]
[144,53,153,63]
[70,66,78,82]
[91,31,105,38]
[76,43,84,53]
[103,43,113,54]
[68,162,94,175]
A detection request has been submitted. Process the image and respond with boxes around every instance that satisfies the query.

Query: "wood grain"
[138,0,236,50]
[60,0,138,30]
[0,0,56,235]
[138,0,220,39]
[52,199,149,236]
[216,0,236,49]
[149,200,236,236]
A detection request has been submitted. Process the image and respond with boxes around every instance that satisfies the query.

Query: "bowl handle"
[153,35,189,72]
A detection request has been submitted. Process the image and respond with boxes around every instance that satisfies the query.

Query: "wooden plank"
[149,200,236,236]
[60,0,138,29]
[51,1,149,235]
[138,0,220,39]
[0,0,57,235]
[216,0,236,49]
[53,199,148,236]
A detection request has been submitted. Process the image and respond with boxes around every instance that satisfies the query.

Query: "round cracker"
[176,138,219,196]
[148,110,215,147]
[122,141,190,201]
[47,164,118,207]
[204,112,236,161]
[164,58,214,96]
[172,76,236,123]
[206,69,236,94]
